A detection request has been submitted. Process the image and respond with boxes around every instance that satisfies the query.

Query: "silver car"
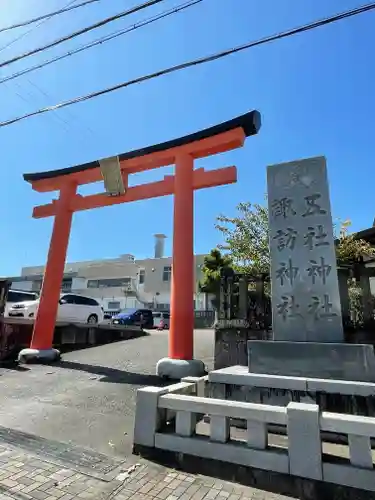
[152,311,170,329]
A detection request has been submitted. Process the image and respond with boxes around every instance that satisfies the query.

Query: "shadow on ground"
[51,359,169,386]
[0,360,30,372]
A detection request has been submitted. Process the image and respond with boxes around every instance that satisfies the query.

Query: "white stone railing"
[133,377,375,492]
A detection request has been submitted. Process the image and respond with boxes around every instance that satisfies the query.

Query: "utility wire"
[0,0,80,54]
[2,1,116,151]
[0,0,99,34]
[0,0,202,85]
[25,78,99,138]
[3,80,71,133]
[7,78,112,155]
[2,0,200,147]
[0,0,166,70]
[1,1,374,129]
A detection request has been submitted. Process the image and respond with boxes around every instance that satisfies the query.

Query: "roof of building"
[354,226,375,244]
[23,110,261,183]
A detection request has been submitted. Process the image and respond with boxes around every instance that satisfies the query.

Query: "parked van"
[152,311,170,329]
[4,289,39,317]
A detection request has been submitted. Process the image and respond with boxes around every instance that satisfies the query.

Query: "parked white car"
[8,293,104,324]
[4,289,39,317]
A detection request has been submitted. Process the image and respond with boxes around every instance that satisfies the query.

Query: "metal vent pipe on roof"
[154,234,166,258]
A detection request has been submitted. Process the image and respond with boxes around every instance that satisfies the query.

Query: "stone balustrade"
[133,376,375,492]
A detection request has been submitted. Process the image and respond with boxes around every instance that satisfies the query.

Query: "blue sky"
[0,0,374,276]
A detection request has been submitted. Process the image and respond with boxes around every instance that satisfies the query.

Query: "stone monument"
[268,156,343,343]
[247,156,375,381]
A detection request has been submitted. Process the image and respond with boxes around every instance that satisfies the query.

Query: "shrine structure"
[18,110,261,378]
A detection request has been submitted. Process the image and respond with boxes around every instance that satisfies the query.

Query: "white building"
[8,235,213,313]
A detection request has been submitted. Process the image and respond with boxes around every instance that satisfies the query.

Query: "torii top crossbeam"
[24,110,260,216]
[21,110,261,373]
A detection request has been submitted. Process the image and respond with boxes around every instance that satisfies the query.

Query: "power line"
[1,1,115,149]
[0,0,167,70]
[1,0,201,146]
[0,0,202,85]
[0,0,99,34]
[3,80,72,134]
[1,1,374,129]
[25,78,99,139]
[7,77,112,152]
[0,0,80,54]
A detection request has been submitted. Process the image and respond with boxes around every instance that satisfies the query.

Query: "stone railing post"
[176,411,196,437]
[133,386,169,447]
[287,402,322,480]
[348,434,373,469]
[181,376,207,397]
[210,415,229,443]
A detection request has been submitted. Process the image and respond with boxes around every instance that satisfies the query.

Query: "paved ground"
[0,329,214,456]
[0,440,293,500]
[0,329,295,499]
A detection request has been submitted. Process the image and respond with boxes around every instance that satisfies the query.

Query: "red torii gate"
[18,110,261,378]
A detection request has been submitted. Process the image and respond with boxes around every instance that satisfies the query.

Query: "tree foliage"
[335,219,375,265]
[213,202,375,277]
[199,248,233,295]
[215,202,270,276]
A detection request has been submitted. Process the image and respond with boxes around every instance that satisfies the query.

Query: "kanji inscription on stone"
[267,156,343,342]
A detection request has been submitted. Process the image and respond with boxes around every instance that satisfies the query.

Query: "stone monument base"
[248,340,375,382]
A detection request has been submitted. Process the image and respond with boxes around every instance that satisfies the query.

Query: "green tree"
[199,249,233,308]
[216,202,270,276]
[215,202,375,276]
[335,219,375,265]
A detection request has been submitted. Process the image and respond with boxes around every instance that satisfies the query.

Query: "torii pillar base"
[156,357,206,380]
[18,348,61,364]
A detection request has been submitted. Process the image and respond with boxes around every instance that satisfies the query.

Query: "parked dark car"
[111,308,153,328]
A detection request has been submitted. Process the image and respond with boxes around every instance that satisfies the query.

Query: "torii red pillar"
[20,182,76,360]
[169,154,194,360]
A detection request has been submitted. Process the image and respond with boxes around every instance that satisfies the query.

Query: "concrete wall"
[21,258,103,276]
[9,281,33,291]
[71,277,86,289]
[77,262,138,279]
[1,318,146,361]
[136,255,206,295]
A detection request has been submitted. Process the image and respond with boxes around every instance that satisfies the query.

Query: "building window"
[162,266,172,282]
[87,278,131,288]
[156,303,170,311]
[107,301,121,310]
[139,269,145,284]
[61,278,72,292]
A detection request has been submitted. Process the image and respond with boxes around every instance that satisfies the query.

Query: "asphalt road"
[0,329,214,458]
